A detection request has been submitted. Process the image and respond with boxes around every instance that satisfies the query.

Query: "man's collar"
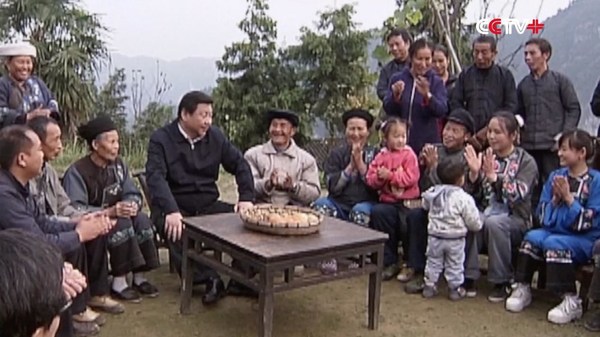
[262,140,297,158]
[177,122,204,145]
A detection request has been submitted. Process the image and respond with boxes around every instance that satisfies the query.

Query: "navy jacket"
[0,170,80,254]
[145,120,255,216]
[0,75,60,127]
[383,68,448,154]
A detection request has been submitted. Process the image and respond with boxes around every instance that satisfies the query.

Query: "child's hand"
[377,167,391,181]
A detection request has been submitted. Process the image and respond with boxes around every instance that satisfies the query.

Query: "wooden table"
[179,213,387,337]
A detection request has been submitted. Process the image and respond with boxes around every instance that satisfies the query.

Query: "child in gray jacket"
[422,159,482,300]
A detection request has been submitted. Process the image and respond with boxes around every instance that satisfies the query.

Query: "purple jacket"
[383,68,448,153]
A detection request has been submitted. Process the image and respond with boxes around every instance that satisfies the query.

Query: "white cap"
[0,42,37,58]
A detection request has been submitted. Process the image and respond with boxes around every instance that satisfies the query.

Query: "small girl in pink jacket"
[367,117,420,203]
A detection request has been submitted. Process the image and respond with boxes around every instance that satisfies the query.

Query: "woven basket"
[240,204,323,236]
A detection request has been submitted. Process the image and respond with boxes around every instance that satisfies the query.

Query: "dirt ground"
[97,176,597,337]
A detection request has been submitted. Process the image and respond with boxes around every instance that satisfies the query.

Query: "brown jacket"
[244,140,320,206]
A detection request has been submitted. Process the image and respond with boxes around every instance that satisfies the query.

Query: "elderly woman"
[0,41,59,127]
[62,115,160,303]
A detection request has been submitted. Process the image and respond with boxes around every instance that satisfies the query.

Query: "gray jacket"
[517,70,581,150]
[422,185,482,239]
[29,163,83,221]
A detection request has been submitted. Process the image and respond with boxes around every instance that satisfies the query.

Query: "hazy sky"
[82,0,572,61]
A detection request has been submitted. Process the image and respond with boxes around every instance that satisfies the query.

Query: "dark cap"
[342,109,374,129]
[266,109,299,127]
[446,108,475,134]
[77,115,117,145]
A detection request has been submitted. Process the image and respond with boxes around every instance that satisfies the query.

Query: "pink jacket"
[366,146,420,203]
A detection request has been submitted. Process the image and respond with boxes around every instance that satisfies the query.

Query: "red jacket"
[366,146,420,203]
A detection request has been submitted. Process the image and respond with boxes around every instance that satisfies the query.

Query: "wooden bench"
[132,170,175,273]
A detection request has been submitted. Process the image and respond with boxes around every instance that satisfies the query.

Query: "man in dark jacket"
[450,35,518,150]
[516,38,581,212]
[376,28,412,102]
[145,91,255,305]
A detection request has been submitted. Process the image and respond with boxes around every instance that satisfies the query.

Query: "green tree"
[133,101,174,144]
[93,68,128,137]
[0,0,108,135]
[212,0,301,151]
[287,4,377,136]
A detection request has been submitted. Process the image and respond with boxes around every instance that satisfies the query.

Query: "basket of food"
[240,204,324,236]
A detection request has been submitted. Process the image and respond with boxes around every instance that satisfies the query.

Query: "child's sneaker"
[547,294,583,324]
[505,283,531,312]
[448,287,467,301]
[397,267,414,282]
[422,285,438,298]
[463,278,477,298]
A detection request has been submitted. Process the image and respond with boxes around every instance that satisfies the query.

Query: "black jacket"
[591,78,600,136]
[0,170,80,254]
[145,120,255,216]
[376,58,409,101]
[517,69,581,150]
[450,64,518,131]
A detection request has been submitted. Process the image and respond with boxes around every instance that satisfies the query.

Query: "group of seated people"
[3,28,600,337]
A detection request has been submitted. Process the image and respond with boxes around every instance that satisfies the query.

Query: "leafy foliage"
[93,68,128,137]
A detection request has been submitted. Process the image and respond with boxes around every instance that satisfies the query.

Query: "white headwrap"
[0,41,37,58]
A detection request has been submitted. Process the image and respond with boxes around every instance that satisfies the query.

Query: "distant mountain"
[97,53,219,107]
[497,0,600,133]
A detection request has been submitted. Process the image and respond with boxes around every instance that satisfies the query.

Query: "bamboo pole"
[431,0,462,73]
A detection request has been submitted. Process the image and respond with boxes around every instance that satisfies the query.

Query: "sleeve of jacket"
[390,150,420,188]
[36,77,59,119]
[291,154,321,205]
[376,64,390,101]
[366,152,386,189]
[460,192,483,232]
[424,76,448,118]
[0,189,80,254]
[501,68,518,113]
[47,165,82,218]
[0,78,25,126]
[449,69,466,111]
[324,147,350,196]
[244,147,270,199]
[558,73,581,132]
[537,170,556,227]
[219,129,255,202]
[62,165,102,213]
[383,74,402,116]
[145,132,179,215]
[120,160,143,209]
[591,79,600,117]
[561,173,600,233]
[516,80,525,120]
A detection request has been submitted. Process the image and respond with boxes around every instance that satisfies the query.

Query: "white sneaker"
[547,294,583,324]
[505,283,532,312]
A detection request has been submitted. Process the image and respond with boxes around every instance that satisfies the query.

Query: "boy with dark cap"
[399,108,481,291]
[245,109,320,206]
[62,115,160,304]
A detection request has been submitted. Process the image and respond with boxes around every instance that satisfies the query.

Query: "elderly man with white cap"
[0,41,59,128]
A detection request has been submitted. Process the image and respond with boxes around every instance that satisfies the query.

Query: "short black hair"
[177,91,213,119]
[559,129,596,161]
[437,158,464,185]
[28,116,58,144]
[473,35,497,52]
[386,28,412,44]
[0,229,66,337]
[408,38,435,60]
[0,125,34,170]
[525,37,552,61]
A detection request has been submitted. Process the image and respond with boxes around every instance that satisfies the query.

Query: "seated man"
[62,116,160,303]
[28,116,124,332]
[244,109,320,206]
[0,125,112,337]
[0,228,69,337]
[312,108,378,225]
[146,90,255,305]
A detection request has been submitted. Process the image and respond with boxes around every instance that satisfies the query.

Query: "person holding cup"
[62,116,160,304]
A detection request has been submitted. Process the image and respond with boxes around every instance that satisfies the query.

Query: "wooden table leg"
[368,245,383,330]
[258,269,274,337]
[179,231,193,315]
